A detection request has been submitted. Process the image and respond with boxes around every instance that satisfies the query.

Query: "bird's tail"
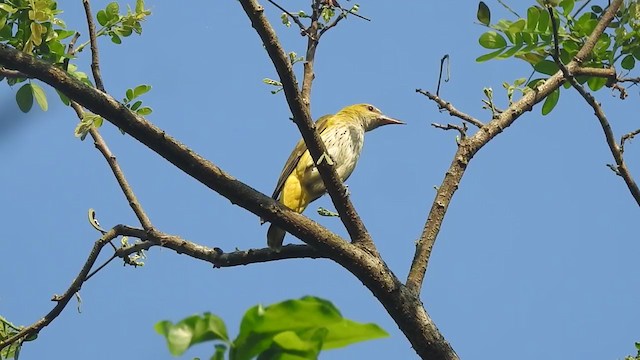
[267,224,286,251]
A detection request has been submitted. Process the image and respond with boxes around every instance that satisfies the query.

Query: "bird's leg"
[343,184,350,197]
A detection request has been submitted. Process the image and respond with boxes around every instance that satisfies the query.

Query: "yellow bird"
[267,103,404,250]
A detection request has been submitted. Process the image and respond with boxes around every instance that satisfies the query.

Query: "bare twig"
[0,67,26,78]
[407,0,624,294]
[0,226,128,351]
[621,128,640,151]
[436,54,449,96]
[431,122,467,139]
[618,76,640,83]
[266,0,314,38]
[547,5,640,206]
[416,89,484,128]
[82,0,105,92]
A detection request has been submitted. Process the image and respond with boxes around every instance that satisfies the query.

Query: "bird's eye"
[367,105,374,111]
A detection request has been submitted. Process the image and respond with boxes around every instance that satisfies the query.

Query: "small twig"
[0,226,126,351]
[333,5,370,22]
[318,9,347,37]
[609,83,628,99]
[0,67,26,78]
[63,32,81,70]
[621,128,640,152]
[69,102,154,230]
[416,89,484,128]
[84,253,118,281]
[618,76,640,83]
[266,0,314,39]
[82,0,105,92]
[572,0,592,18]
[431,122,467,139]
[436,54,450,97]
[496,0,520,18]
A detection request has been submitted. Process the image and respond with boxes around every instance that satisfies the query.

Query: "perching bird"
[267,103,404,250]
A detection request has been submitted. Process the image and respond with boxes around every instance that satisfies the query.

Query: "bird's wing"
[271,114,333,199]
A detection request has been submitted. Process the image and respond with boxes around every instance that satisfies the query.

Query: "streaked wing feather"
[271,114,333,199]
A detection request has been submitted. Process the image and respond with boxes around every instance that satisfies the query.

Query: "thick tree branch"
[407,0,624,294]
[238,0,375,252]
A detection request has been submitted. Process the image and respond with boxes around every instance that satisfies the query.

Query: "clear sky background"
[1,1,639,359]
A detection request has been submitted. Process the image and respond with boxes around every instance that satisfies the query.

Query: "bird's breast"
[301,124,364,196]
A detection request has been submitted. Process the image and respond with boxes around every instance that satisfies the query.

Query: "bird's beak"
[379,115,405,126]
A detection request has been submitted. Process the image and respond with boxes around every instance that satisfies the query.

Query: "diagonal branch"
[406,0,624,294]
[547,5,640,206]
[74,1,154,229]
[0,226,130,351]
[82,0,105,92]
[238,0,375,252]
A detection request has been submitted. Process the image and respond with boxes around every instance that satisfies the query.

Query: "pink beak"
[379,115,405,126]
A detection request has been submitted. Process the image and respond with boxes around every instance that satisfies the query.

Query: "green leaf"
[16,84,34,113]
[96,10,108,26]
[55,89,70,106]
[621,54,635,70]
[526,6,540,31]
[541,88,560,115]
[155,313,230,357]
[136,107,152,115]
[110,33,121,44]
[30,83,48,111]
[321,320,388,350]
[135,0,146,14]
[476,49,504,62]
[560,0,575,16]
[537,8,550,33]
[105,2,120,20]
[130,100,142,111]
[0,3,17,13]
[587,76,607,91]
[534,60,559,75]
[496,44,524,59]
[125,88,134,101]
[133,84,151,97]
[479,31,507,49]
[232,297,386,360]
[507,19,526,34]
[477,2,490,26]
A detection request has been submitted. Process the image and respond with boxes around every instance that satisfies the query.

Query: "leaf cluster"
[0,0,150,116]
[476,0,640,114]
[155,296,388,360]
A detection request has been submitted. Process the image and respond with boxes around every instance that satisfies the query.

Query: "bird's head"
[338,103,404,131]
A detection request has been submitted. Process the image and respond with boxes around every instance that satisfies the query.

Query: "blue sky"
[1,1,639,359]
